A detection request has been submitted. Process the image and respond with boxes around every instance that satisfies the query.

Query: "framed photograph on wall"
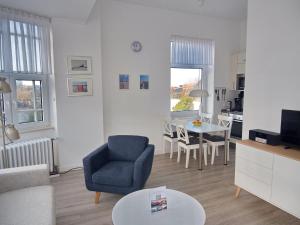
[67,78,93,96]
[67,56,92,75]
[119,74,129,89]
[140,74,149,90]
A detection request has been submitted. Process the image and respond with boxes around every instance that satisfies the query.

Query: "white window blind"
[171,35,214,68]
[0,6,51,75]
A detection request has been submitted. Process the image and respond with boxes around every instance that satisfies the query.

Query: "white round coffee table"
[112,189,206,225]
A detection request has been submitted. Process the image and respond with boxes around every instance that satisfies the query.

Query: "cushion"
[0,186,55,225]
[108,135,149,161]
[179,137,206,145]
[205,135,225,142]
[164,131,177,138]
[92,161,134,187]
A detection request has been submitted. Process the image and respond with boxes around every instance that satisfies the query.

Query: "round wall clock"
[131,41,142,52]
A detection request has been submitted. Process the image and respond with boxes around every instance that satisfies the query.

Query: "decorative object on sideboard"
[140,74,149,90]
[119,74,129,90]
[67,78,93,96]
[67,56,92,75]
[131,41,142,52]
[0,77,20,168]
[189,89,209,116]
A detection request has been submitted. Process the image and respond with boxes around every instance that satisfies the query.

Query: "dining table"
[172,119,230,170]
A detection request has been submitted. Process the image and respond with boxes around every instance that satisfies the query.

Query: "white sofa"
[0,164,55,225]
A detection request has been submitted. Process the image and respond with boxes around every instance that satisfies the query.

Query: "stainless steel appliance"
[236,74,245,90]
[229,111,243,139]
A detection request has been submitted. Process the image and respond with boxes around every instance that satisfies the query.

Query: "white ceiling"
[114,0,248,21]
[0,0,96,23]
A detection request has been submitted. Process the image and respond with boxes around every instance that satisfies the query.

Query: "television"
[280,109,300,147]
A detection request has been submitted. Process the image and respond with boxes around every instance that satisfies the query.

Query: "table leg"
[224,130,229,165]
[198,133,203,170]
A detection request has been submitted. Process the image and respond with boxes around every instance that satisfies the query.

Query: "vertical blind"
[171,35,214,68]
[0,6,51,75]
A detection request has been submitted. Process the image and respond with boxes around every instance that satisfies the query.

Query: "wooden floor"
[52,149,300,225]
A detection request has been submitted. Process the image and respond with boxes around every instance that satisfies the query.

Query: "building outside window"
[170,68,202,112]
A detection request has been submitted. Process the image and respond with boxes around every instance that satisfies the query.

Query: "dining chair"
[163,119,178,159]
[176,124,208,168]
[204,115,233,165]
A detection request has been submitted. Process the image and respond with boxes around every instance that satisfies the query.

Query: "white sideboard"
[235,140,300,219]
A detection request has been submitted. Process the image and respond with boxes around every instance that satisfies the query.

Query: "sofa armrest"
[0,164,49,193]
[133,144,155,188]
[83,143,109,188]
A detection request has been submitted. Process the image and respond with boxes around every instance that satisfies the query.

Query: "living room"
[0,0,300,225]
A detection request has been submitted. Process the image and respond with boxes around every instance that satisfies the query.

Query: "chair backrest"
[200,113,213,124]
[176,124,190,144]
[108,135,149,161]
[163,119,174,137]
[217,115,233,137]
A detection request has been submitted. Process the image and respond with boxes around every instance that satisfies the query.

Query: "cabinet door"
[237,51,246,64]
[271,155,300,218]
[231,54,238,89]
[237,63,245,74]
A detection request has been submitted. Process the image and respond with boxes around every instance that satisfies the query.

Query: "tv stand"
[235,140,300,219]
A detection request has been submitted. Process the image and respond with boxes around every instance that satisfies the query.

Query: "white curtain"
[171,35,214,68]
[0,6,51,75]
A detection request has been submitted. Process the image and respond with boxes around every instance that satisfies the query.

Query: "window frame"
[0,14,52,131]
[9,73,50,130]
[170,66,203,113]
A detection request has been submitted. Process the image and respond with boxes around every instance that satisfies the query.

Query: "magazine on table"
[149,186,167,213]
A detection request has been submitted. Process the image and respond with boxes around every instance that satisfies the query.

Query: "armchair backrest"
[108,135,149,161]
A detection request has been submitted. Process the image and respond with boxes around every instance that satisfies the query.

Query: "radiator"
[0,138,54,172]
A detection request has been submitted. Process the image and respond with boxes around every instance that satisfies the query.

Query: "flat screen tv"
[280,109,300,147]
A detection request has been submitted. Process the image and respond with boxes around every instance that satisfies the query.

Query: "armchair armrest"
[133,144,155,188]
[0,164,49,194]
[83,143,109,188]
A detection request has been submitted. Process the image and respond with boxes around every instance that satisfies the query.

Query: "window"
[170,68,202,112]
[0,7,51,129]
[170,36,214,113]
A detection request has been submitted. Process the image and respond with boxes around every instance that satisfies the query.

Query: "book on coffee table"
[149,186,167,213]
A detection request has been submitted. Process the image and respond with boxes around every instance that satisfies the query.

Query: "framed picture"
[67,78,93,96]
[119,74,129,89]
[140,74,149,90]
[67,56,92,75]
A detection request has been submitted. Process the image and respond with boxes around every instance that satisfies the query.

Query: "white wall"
[101,0,242,153]
[52,1,104,170]
[243,0,300,138]
[240,20,247,50]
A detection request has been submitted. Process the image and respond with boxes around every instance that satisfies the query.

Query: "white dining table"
[172,120,230,170]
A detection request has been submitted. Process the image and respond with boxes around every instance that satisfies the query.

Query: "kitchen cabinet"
[231,51,246,90]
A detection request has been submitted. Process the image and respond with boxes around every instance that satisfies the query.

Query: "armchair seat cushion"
[92,161,134,187]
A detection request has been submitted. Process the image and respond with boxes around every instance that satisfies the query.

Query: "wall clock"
[131,41,142,52]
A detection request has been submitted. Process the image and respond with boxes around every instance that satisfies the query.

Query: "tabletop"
[112,189,206,225]
[172,120,229,134]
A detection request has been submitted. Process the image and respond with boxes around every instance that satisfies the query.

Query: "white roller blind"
[171,35,214,68]
[0,6,51,75]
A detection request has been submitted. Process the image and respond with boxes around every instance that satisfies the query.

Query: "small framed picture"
[67,56,92,75]
[119,74,129,89]
[140,74,149,90]
[67,78,93,96]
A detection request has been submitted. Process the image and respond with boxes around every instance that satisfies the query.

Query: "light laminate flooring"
[52,149,300,225]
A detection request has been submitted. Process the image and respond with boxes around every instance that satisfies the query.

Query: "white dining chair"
[176,124,208,168]
[163,119,178,159]
[204,115,233,165]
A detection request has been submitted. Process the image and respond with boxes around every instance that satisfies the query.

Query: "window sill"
[19,125,55,134]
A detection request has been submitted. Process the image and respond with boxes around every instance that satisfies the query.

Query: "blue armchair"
[83,135,155,203]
